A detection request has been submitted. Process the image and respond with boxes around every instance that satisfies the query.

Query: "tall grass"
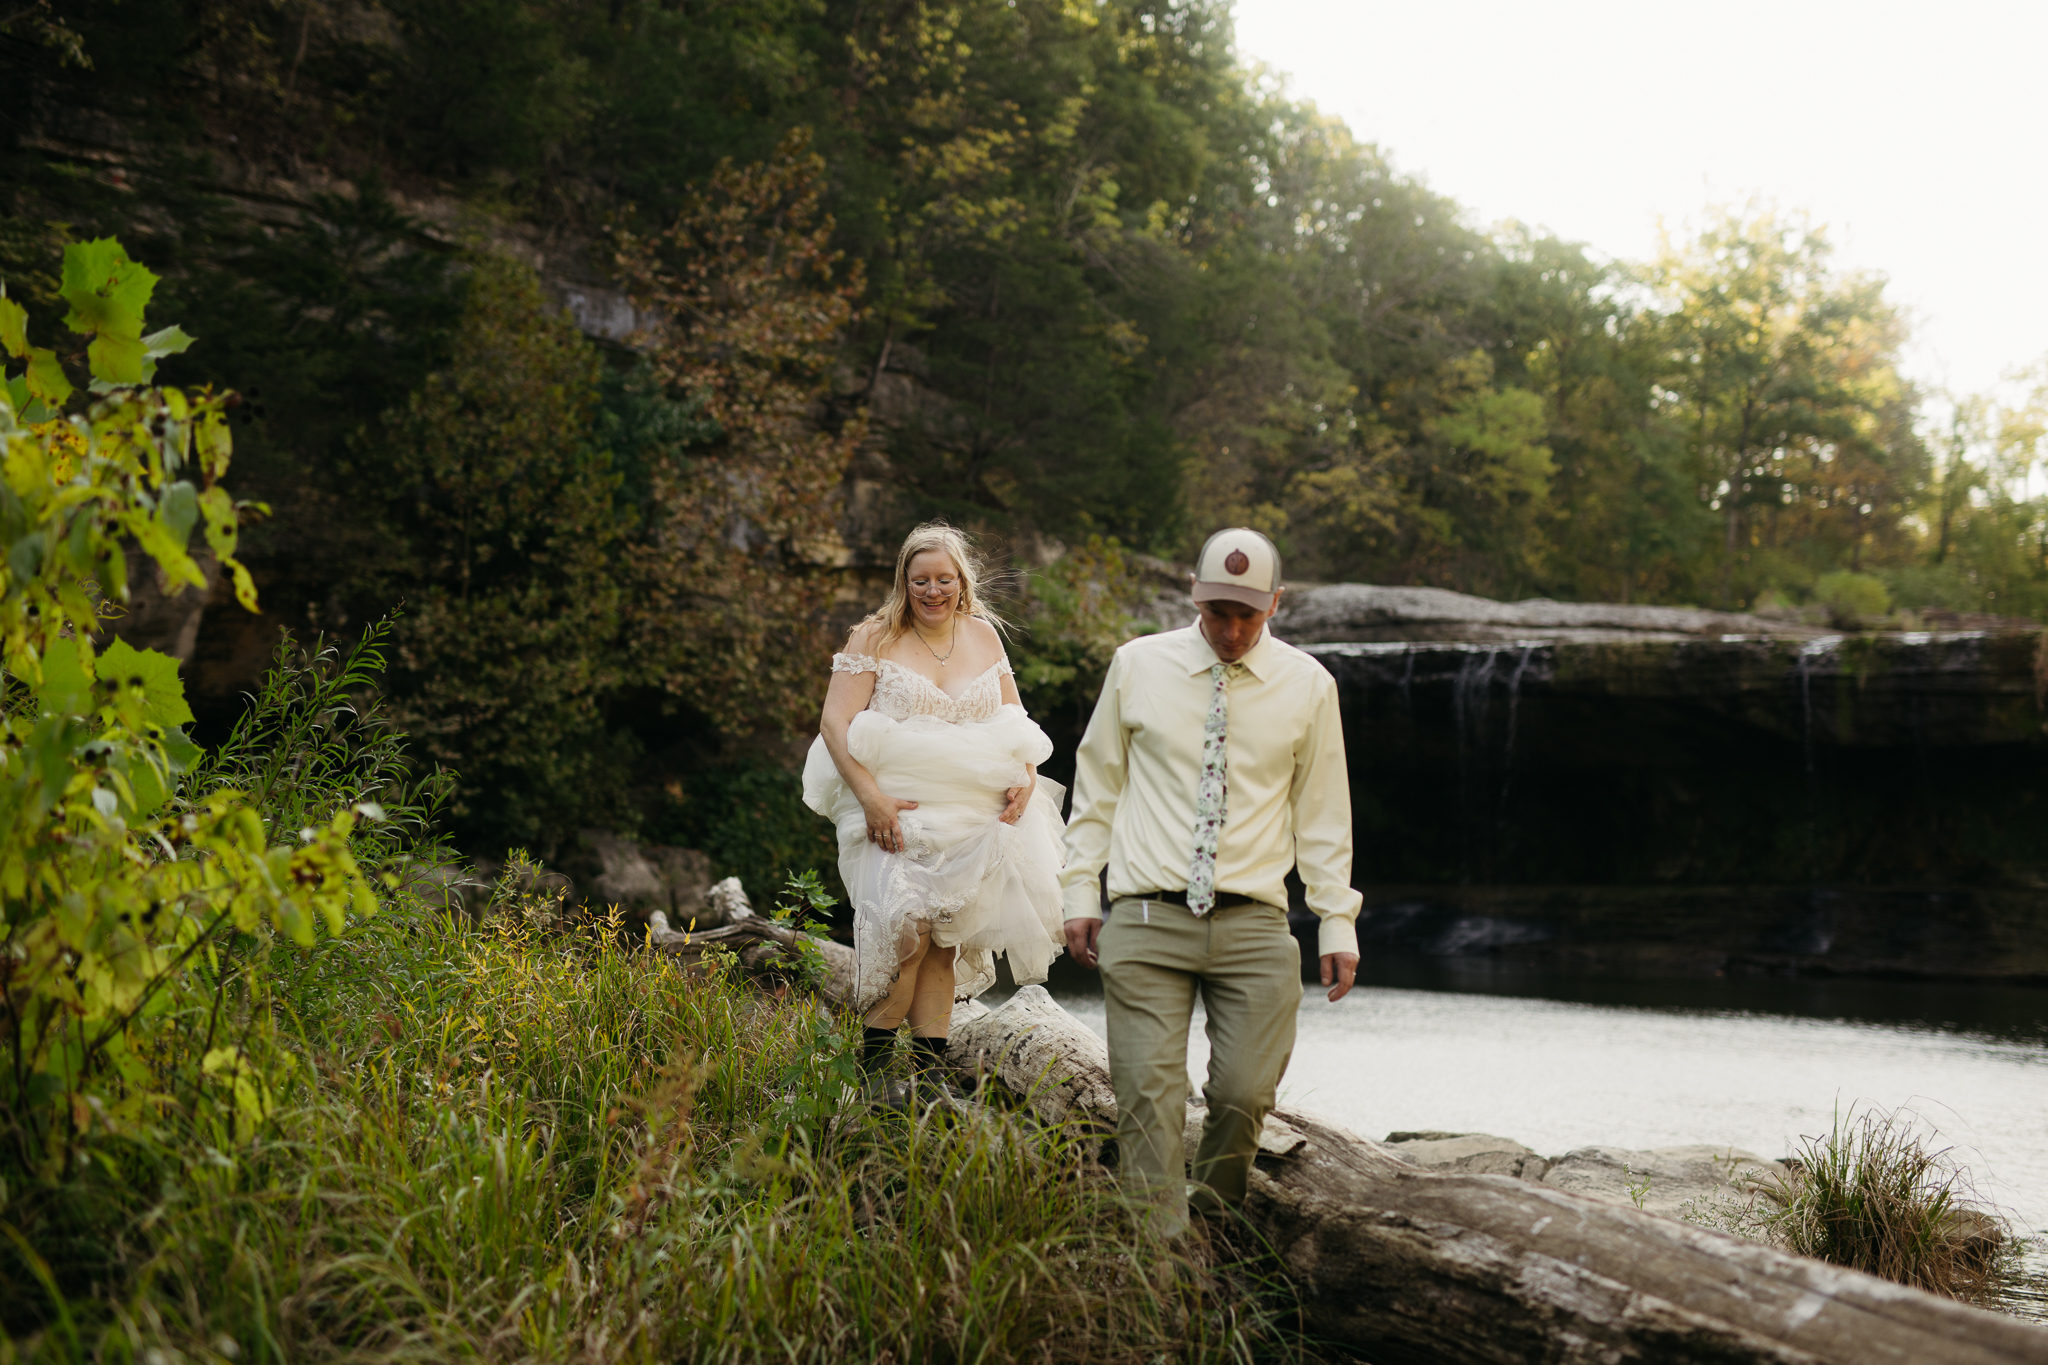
[2,897,1319,1363]
[1764,1105,2010,1302]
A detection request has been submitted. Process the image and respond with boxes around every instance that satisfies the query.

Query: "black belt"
[1124,889,1264,913]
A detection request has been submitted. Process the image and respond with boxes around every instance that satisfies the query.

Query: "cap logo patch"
[1224,549,1250,575]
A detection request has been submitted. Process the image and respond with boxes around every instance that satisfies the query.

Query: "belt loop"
[1142,899,1150,924]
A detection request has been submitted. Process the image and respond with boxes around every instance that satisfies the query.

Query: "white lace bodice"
[832,653,1013,724]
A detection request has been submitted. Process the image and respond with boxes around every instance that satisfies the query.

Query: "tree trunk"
[945,986,2048,1365]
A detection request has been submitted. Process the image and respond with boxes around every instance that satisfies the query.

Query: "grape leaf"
[88,330,147,386]
[25,347,73,406]
[199,485,239,557]
[37,634,94,714]
[98,637,195,728]
[0,291,26,359]
[61,238,157,342]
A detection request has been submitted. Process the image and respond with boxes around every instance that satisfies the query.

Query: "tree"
[1650,205,1926,606]
[341,254,627,849]
[612,129,867,737]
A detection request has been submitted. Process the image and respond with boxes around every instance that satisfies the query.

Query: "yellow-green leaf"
[99,637,196,728]
[37,634,94,714]
[226,556,259,611]
[25,349,73,407]
[0,291,27,359]
[88,330,147,386]
[61,238,156,342]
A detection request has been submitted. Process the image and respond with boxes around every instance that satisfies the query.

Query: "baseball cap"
[1191,527,1281,610]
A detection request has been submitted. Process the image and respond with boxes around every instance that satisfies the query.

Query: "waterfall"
[1797,637,1839,884]
[1449,643,1536,884]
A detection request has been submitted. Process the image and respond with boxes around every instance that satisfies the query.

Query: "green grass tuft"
[1763,1105,2011,1302]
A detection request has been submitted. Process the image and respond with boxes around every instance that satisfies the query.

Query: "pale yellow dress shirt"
[1060,623,1363,957]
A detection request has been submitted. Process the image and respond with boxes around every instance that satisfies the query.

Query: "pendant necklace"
[915,617,958,666]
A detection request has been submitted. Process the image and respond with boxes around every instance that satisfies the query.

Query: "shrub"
[1010,536,1157,752]
[1813,570,1892,628]
[0,239,378,1181]
[1763,1105,2009,1301]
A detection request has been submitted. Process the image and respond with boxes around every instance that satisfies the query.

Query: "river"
[1044,958,2048,1315]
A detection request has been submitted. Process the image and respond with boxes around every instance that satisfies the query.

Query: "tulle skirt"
[801,704,1068,1012]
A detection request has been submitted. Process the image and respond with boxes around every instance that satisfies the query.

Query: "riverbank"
[0,906,1318,1363]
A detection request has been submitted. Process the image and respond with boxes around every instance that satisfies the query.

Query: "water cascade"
[1270,586,2048,984]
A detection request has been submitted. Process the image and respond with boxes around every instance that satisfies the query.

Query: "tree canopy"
[4,0,2041,853]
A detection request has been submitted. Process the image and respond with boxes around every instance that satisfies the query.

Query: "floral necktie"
[1187,662,1235,915]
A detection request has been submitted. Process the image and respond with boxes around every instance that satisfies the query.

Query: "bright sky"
[1232,0,2048,403]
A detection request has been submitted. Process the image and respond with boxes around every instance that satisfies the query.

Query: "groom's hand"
[1064,917,1101,969]
[1320,952,1358,1002]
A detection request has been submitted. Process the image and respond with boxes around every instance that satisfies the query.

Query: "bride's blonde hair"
[863,522,1007,649]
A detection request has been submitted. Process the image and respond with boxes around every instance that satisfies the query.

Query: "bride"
[802,523,1066,1090]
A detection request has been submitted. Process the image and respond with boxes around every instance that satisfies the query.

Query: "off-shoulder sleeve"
[995,657,1016,679]
[831,652,882,676]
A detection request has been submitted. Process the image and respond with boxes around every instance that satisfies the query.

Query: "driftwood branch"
[646,877,856,1006]
[946,986,2048,1365]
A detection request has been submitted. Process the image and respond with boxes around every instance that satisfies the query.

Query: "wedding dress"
[801,653,1067,1011]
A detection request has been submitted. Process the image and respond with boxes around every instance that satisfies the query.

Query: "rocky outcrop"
[1274,583,1826,646]
[100,543,219,662]
[401,834,722,929]
[1382,1131,1552,1182]
[579,831,716,923]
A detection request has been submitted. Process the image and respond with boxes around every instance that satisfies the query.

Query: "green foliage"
[187,619,458,872]
[655,758,842,912]
[614,129,869,738]
[341,253,631,851]
[0,240,377,1180]
[1648,206,1927,607]
[770,868,841,992]
[1010,537,1159,746]
[1814,570,1892,627]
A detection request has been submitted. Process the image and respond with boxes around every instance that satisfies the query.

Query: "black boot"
[861,1027,915,1108]
[910,1036,953,1100]
[860,1026,897,1078]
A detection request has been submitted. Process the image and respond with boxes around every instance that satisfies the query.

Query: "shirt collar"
[1183,621,1276,680]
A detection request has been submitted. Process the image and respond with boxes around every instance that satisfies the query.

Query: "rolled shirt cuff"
[1316,913,1359,959]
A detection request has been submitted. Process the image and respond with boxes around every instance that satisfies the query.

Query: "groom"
[1061,527,1360,1234]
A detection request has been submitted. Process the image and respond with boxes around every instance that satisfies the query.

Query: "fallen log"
[645,877,857,1006]
[946,985,2048,1365]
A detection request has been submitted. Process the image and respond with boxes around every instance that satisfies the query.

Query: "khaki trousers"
[1098,896,1301,1233]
